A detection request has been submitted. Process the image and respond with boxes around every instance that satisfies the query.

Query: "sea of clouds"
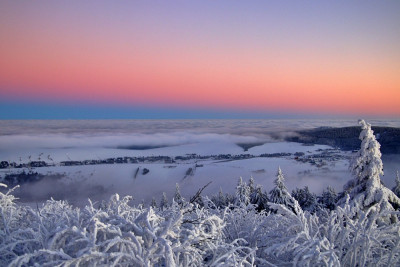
[1,119,400,154]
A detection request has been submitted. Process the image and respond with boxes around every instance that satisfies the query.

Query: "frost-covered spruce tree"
[250,185,269,212]
[319,186,337,211]
[292,186,320,213]
[235,177,250,206]
[269,167,295,212]
[342,120,400,215]
[248,176,255,195]
[217,188,225,206]
[173,183,184,205]
[160,192,169,210]
[211,188,229,208]
[392,171,400,198]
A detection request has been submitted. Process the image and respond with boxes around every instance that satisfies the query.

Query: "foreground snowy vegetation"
[1,120,400,266]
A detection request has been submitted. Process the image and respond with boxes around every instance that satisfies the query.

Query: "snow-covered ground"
[0,140,351,206]
[0,119,399,206]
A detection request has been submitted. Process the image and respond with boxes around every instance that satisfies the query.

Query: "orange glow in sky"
[0,1,399,117]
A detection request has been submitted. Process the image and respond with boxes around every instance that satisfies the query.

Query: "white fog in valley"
[1,119,399,206]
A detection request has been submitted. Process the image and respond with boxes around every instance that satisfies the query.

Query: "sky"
[0,1,399,119]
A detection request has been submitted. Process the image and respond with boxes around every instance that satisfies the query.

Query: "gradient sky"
[1,1,399,119]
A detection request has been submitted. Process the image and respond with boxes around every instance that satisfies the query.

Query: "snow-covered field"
[0,119,399,206]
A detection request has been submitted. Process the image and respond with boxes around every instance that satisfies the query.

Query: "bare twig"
[190,181,212,204]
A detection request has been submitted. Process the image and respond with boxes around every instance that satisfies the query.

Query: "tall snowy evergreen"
[342,120,400,214]
[269,167,295,212]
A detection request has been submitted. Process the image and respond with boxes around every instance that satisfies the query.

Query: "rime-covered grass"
[1,183,400,266]
[0,186,255,266]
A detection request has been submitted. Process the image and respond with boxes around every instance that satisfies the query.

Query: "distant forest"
[286,126,400,154]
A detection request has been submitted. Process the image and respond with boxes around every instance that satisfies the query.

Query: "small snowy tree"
[342,120,400,217]
[211,188,228,208]
[248,176,255,195]
[217,188,225,207]
[173,183,184,205]
[235,177,250,206]
[292,186,320,213]
[319,186,337,211]
[269,167,295,212]
[160,192,169,211]
[250,185,269,212]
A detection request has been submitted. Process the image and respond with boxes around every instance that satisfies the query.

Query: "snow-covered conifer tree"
[292,186,320,213]
[319,186,337,211]
[217,188,225,205]
[235,177,250,206]
[342,120,400,212]
[248,176,255,195]
[173,183,184,205]
[160,192,168,210]
[269,167,295,212]
[210,188,227,208]
[250,185,269,212]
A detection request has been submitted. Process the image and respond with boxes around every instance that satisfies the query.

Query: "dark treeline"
[287,126,400,153]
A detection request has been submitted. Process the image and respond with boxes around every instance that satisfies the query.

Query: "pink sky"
[1,1,399,117]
